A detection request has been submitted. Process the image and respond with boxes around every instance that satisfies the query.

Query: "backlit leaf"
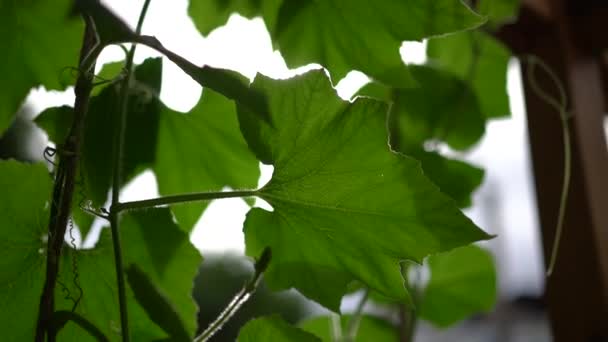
[238,70,490,311]
[189,0,485,86]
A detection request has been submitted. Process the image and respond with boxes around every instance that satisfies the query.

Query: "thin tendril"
[525,55,571,277]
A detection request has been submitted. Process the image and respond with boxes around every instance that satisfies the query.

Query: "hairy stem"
[115,190,258,212]
[35,17,98,342]
[193,248,271,342]
[109,1,152,341]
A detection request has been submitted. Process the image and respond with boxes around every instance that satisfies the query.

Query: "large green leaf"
[419,245,497,327]
[57,210,202,341]
[126,265,190,342]
[37,58,260,231]
[237,315,320,342]
[238,70,490,311]
[427,31,511,119]
[300,315,398,342]
[357,82,485,207]
[155,89,260,231]
[0,161,53,341]
[120,209,202,338]
[189,0,484,86]
[0,0,82,134]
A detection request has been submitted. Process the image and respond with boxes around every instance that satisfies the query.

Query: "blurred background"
[4,0,587,340]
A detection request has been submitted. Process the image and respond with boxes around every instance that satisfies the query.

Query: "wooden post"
[497,1,608,340]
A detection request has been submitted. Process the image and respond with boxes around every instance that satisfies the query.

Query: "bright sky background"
[27,0,546,299]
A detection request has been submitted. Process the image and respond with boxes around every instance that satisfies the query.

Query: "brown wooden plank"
[496,3,608,341]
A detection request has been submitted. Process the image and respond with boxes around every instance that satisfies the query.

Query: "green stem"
[345,289,369,342]
[115,190,258,212]
[193,248,271,342]
[525,55,571,277]
[109,1,152,341]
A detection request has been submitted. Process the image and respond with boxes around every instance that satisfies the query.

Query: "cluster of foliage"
[1,0,519,340]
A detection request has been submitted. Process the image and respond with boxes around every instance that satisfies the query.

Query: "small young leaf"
[300,315,398,342]
[419,245,497,327]
[126,264,190,342]
[238,70,490,311]
[237,316,320,342]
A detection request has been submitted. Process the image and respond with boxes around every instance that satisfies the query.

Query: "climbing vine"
[0,0,523,341]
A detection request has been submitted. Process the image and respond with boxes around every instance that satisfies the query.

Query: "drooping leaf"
[155,88,260,231]
[419,245,497,327]
[390,65,486,151]
[427,31,511,119]
[0,161,52,341]
[120,209,203,338]
[477,0,520,26]
[237,315,320,342]
[189,0,485,86]
[300,315,398,342]
[126,264,190,342]
[0,0,82,134]
[238,70,490,311]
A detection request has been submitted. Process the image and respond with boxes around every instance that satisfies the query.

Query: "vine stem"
[193,248,271,342]
[35,17,98,342]
[109,1,152,341]
[115,190,258,212]
[525,55,571,277]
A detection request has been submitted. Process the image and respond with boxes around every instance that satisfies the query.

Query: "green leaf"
[390,65,486,151]
[239,70,490,311]
[120,209,203,338]
[50,311,110,342]
[0,0,82,134]
[300,315,398,342]
[477,0,520,26]
[419,245,497,327]
[155,88,260,231]
[406,151,484,208]
[0,161,52,341]
[36,58,260,231]
[237,316,320,342]
[427,31,511,119]
[126,265,190,342]
[189,0,484,86]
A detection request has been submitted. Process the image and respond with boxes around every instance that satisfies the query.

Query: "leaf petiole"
[115,189,259,212]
